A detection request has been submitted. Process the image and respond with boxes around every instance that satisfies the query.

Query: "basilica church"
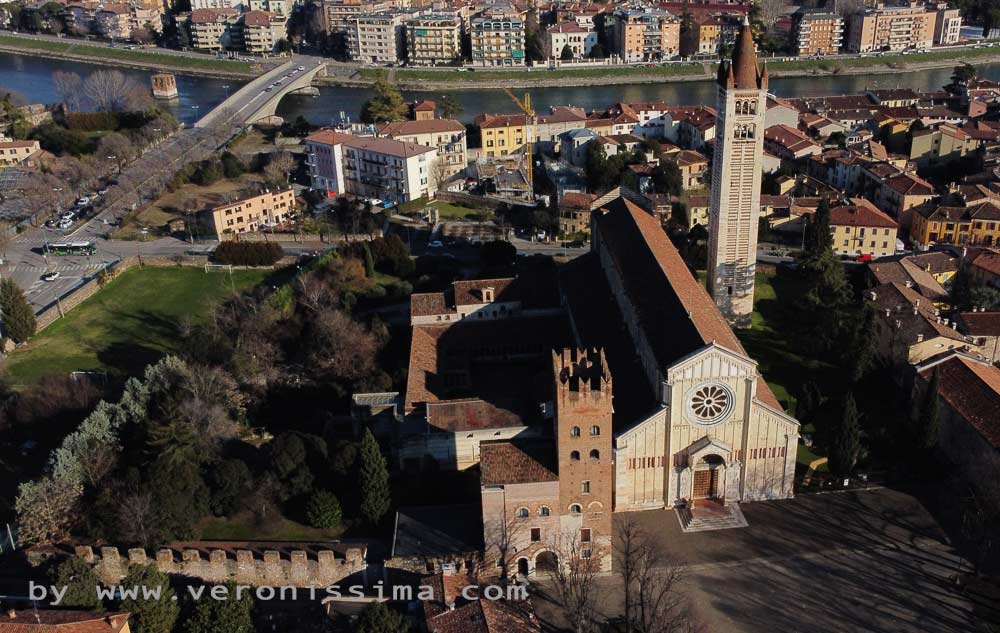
[395,22,799,576]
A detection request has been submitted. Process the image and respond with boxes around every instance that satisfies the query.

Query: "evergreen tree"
[916,367,941,451]
[355,601,409,633]
[584,142,609,192]
[796,380,821,425]
[0,277,37,343]
[306,489,343,529]
[358,428,391,526]
[362,243,375,278]
[49,558,104,609]
[438,95,462,120]
[829,394,860,477]
[560,44,574,61]
[119,565,179,633]
[803,197,833,263]
[360,73,407,124]
[951,261,972,309]
[847,304,878,383]
[183,582,254,633]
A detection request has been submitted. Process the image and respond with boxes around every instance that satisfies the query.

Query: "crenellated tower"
[553,347,613,569]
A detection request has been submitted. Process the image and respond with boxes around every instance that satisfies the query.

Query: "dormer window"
[482,286,495,302]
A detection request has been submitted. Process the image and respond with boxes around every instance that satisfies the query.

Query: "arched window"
[570,426,581,437]
[569,504,582,515]
[590,449,600,461]
[539,506,551,517]
[516,507,529,518]
[590,425,600,436]
[570,450,581,461]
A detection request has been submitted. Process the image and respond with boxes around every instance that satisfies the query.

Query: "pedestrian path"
[6,263,102,273]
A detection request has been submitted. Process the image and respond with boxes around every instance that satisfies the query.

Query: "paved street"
[531,488,996,633]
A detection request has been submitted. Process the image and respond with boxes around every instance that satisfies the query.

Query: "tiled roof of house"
[304,129,436,158]
[867,282,966,344]
[426,597,541,633]
[242,9,277,26]
[917,355,1000,449]
[0,611,130,633]
[829,198,897,229]
[475,113,527,129]
[675,150,708,167]
[971,249,1000,277]
[392,504,483,559]
[883,173,935,197]
[906,251,958,276]
[547,20,588,32]
[764,124,820,156]
[559,191,598,210]
[426,398,528,432]
[957,311,1000,336]
[592,196,783,410]
[379,119,465,136]
[480,440,558,485]
[190,7,238,21]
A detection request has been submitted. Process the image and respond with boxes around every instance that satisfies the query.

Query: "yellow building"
[909,124,976,167]
[0,137,40,167]
[829,198,899,258]
[475,113,528,158]
[911,201,1000,248]
[209,188,296,239]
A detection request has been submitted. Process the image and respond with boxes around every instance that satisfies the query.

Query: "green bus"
[44,241,97,256]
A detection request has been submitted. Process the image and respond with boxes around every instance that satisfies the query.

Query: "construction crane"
[501,87,535,194]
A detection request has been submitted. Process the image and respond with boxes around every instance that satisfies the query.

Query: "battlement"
[553,347,612,401]
[73,543,368,587]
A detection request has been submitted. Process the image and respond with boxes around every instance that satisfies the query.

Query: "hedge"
[213,241,284,266]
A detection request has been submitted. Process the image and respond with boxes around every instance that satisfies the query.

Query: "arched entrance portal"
[517,557,529,577]
[692,454,724,500]
[534,551,559,575]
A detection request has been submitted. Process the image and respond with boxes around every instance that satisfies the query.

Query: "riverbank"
[0,34,255,79]
[321,46,1000,91]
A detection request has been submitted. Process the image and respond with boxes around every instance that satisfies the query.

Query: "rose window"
[686,383,734,425]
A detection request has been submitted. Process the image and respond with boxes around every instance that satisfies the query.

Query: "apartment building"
[612,7,680,62]
[792,8,843,56]
[829,198,899,258]
[544,21,596,60]
[304,129,439,203]
[238,9,286,54]
[931,3,961,44]
[95,4,131,39]
[349,11,410,64]
[321,0,390,35]
[474,113,528,158]
[190,0,244,10]
[847,2,936,53]
[249,0,290,15]
[189,8,240,50]
[470,8,525,67]
[680,14,740,56]
[405,14,461,65]
[911,201,1000,247]
[378,118,468,179]
[909,124,977,167]
[209,188,296,239]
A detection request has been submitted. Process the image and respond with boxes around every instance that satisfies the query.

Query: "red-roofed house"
[829,198,899,258]
[0,609,130,632]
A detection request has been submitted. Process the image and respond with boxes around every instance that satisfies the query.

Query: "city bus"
[44,241,97,256]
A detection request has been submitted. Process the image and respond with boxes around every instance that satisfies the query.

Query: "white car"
[75,196,90,206]
[41,272,60,282]
[297,65,305,71]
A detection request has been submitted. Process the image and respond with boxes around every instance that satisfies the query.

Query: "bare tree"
[756,0,788,33]
[305,310,380,382]
[548,529,604,633]
[96,132,134,172]
[82,69,147,113]
[263,151,295,188]
[52,71,84,113]
[614,516,702,633]
[481,510,526,584]
[117,483,155,547]
[834,0,865,18]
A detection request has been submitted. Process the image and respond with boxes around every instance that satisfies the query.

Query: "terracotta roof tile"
[918,355,1000,449]
[479,440,558,485]
[0,611,130,633]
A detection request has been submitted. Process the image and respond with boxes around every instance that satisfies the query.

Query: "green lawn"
[360,63,704,83]
[428,201,493,220]
[198,512,345,541]
[0,35,253,74]
[5,266,272,385]
[767,45,1000,73]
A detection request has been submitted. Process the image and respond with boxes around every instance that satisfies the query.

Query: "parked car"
[41,272,60,281]
[428,240,444,248]
[75,196,90,206]
[297,65,305,71]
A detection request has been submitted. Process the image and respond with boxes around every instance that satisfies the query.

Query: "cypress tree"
[359,428,391,526]
[362,243,375,278]
[829,393,860,477]
[803,197,833,263]
[847,304,878,383]
[0,277,37,343]
[916,367,941,451]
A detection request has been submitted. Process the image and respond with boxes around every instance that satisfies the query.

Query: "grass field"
[767,45,1000,73]
[0,34,253,74]
[360,63,705,83]
[198,511,346,541]
[4,266,272,385]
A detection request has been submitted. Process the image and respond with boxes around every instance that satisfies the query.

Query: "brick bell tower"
[553,347,613,570]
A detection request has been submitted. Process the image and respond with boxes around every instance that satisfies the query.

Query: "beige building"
[189,8,239,51]
[792,8,843,56]
[95,4,131,39]
[378,118,467,179]
[239,10,286,55]
[613,7,680,62]
[470,8,525,67]
[209,188,296,238]
[405,14,461,65]
[847,2,936,53]
[931,4,962,45]
[909,124,976,167]
[707,20,767,329]
[349,11,408,64]
[0,136,40,167]
[544,21,597,60]
[829,198,899,258]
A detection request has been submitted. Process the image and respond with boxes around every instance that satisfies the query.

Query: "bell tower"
[706,19,768,328]
[553,347,613,570]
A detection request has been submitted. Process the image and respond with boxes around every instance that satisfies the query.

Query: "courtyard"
[530,487,998,632]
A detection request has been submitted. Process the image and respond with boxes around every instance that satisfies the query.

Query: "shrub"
[213,241,284,266]
[0,277,37,343]
[306,490,343,529]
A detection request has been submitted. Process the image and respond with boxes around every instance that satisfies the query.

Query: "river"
[3,50,1000,126]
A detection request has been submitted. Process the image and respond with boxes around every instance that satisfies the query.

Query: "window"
[539,506,550,517]
[590,449,600,461]
[570,450,581,461]
[580,528,591,543]
[516,507,529,518]
[425,562,435,572]
[590,425,600,436]
[582,481,591,494]
[581,548,592,559]
[569,504,582,514]
[571,426,581,437]
[530,528,541,542]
